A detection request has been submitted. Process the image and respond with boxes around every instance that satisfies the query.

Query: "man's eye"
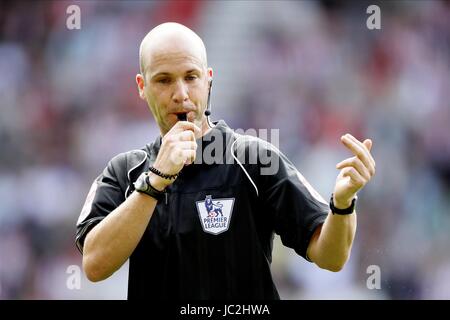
[157,78,171,84]
[185,75,197,81]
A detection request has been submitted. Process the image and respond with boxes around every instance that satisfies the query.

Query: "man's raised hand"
[150,121,201,190]
[333,134,376,209]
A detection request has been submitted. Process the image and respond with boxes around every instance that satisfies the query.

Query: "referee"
[76,22,375,299]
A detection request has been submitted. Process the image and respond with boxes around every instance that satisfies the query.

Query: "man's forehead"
[147,50,205,76]
[150,49,203,66]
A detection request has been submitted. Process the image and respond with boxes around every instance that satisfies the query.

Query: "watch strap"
[134,172,165,201]
[330,194,356,215]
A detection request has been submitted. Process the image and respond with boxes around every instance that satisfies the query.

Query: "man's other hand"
[333,134,376,208]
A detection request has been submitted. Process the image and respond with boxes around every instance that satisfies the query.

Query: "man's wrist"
[148,172,170,191]
[332,195,353,209]
[330,193,356,215]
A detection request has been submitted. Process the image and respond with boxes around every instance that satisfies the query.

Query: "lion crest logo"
[196,195,234,235]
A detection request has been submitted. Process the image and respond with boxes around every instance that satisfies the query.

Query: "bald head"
[139,22,208,78]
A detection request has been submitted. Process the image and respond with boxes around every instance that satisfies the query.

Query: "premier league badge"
[196,195,234,235]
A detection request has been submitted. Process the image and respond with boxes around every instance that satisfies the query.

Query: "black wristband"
[330,194,356,215]
[148,166,179,180]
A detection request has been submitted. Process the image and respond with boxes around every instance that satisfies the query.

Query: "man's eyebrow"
[150,72,171,79]
[150,69,201,79]
[185,69,201,74]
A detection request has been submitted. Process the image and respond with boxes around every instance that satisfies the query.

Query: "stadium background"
[0,0,449,299]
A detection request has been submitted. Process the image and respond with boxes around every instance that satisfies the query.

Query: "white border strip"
[231,136,259,197]
[125,150,148,199]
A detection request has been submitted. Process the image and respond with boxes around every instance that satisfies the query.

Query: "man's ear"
[136,73,146,100]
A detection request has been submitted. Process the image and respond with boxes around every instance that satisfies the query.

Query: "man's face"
[137,46,211,136]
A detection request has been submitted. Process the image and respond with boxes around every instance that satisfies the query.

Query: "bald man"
[76,22,375,300]
[137,22,212,136]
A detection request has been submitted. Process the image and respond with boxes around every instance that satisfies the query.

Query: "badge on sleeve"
[196,195,234,235]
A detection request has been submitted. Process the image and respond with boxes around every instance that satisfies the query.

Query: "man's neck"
[201,118,215,137]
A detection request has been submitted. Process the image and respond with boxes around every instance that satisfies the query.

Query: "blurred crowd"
[1,0,449,299]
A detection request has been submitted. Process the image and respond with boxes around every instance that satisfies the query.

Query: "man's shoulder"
[232,132,279,155]
[106,146,150,178]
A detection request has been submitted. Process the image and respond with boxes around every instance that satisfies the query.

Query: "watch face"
[135,175,147,190]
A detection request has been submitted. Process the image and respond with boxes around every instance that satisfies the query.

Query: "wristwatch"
[330,194,356,215]
[134,172,165,201]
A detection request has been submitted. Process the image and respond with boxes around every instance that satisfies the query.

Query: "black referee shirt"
[76,120,329,299]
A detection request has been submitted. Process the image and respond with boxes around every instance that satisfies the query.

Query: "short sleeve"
[75,155,126,254]
[258,142,330,260]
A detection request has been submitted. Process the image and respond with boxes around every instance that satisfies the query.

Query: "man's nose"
[172,80,189,103]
